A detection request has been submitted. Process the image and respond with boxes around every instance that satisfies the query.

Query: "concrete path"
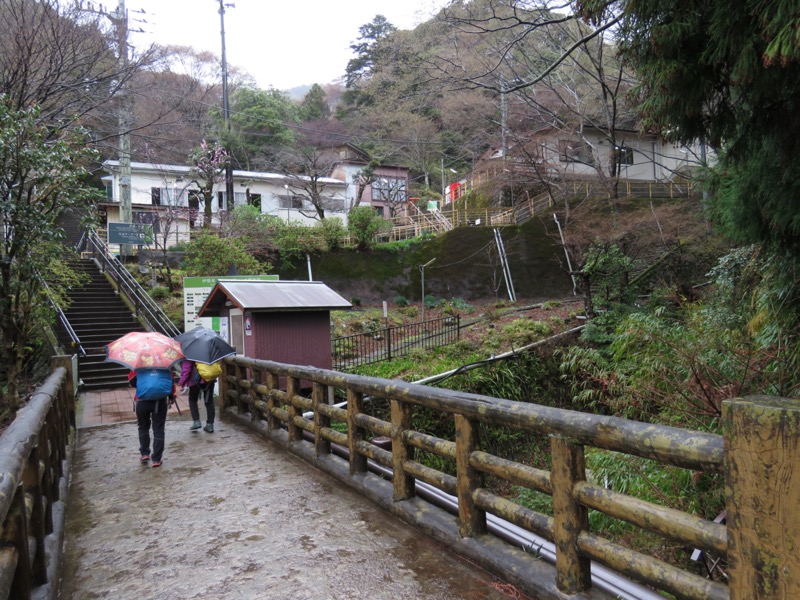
[60,398,523,600]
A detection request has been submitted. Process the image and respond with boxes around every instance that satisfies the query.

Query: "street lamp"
[217,0,235,209]
[284,184,290,223]
[419,257,436,322]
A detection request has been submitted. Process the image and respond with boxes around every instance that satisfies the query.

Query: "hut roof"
[198,280,352,315]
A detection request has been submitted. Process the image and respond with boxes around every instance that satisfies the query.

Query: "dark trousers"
[136,397,167,461]
[188,381,215,424]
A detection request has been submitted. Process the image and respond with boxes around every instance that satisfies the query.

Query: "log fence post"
[551,436,591,594]
[455,415,485,537]
[232,363,248,415]
[724,396,800,599]
[264,371,280,431]
[347,389,368,475]
[312,382,330,457]
[286,376,302,443]
[391,399,415,501]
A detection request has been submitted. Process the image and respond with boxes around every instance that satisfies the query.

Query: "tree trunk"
[203,188,213,229]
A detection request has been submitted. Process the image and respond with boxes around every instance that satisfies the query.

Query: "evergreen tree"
[579,0,800,254]
[300,84,331,121]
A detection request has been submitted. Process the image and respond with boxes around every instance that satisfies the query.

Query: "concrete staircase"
[63,259,146,390]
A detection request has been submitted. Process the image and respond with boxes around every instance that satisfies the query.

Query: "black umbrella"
[174,327,236,364]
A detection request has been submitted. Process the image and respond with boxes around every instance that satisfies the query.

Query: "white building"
[99,161,350,248]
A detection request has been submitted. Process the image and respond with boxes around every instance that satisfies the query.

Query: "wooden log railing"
[0,356,77,600]
[218,355,800,600]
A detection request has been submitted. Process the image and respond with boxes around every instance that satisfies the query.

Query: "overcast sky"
[127,0,449,91]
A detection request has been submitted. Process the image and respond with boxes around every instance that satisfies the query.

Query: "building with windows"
[99,161,350,248]
[325,144,411,219]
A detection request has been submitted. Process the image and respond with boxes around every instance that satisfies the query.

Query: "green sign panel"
[108,223,153,245]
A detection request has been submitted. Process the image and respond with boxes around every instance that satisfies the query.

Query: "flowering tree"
[190,140,229,229]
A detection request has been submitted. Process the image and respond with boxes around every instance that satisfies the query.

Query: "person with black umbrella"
[178,360,216,432]
[174,327,236,434]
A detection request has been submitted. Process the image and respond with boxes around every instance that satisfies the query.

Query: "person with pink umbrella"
[106,331,184,468]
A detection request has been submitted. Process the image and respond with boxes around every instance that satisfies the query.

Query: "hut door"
[229,309,245,356]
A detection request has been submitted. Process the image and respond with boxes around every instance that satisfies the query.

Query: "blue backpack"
[134,368,174,401]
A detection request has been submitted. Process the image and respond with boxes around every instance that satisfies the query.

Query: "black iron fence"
[332,315,460,371]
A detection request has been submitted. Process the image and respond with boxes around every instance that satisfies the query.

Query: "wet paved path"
[60,391,519,600]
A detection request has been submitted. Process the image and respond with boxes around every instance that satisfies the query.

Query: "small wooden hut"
[197,280,351,369]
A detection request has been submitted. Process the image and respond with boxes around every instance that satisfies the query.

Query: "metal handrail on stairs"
[78,230,181,338]
[40,275,86,356]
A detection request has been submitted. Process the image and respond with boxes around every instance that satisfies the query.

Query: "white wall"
[103,161,350,227]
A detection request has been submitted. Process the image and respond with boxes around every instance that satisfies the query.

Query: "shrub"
[500,319,553,347]
[424,295,438,309]
[347,206,392,251]
[181,231,264,276]
[400,305,419,318]
[351,296,362,307]
[149,286,170,300]
[449,297,471,311]
[394,295,408,307]
[317,217,345,251]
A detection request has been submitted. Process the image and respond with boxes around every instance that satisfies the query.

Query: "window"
[618,146,634,165]
[133,210,160,234]
[558,140,594,165]
[374,206,385,218]
[247,193,262,210]
[279,195,305,210]
[216,191,247,210]
[151,187,187,206]
[188,191,201,228]
[372,177,407,201]
[325,197,346,213]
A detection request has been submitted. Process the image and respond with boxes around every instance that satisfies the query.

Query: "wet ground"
[59,393,523,600]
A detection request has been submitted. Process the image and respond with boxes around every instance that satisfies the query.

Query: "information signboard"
[108,223,153,245]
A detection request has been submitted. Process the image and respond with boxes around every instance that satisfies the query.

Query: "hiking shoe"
[151,460,162,468]
[140,455,150,462]
[204,423,214,433]
[189,420,202,430]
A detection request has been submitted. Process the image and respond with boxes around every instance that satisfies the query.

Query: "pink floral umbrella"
[105,331,185,370]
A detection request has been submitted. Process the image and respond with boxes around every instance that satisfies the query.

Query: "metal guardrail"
[79,230,181,338]
[0,357,76,600]
[332,315,460,371]
[40,275,85,357]
[214,356,794,600]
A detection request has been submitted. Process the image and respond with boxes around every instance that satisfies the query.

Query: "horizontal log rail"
[213,356,793,600]
[0,356,77,600]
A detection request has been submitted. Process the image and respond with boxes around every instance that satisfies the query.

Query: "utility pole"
[115,0,133,257]
[78,0,144,256]
[218,1,235,211]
